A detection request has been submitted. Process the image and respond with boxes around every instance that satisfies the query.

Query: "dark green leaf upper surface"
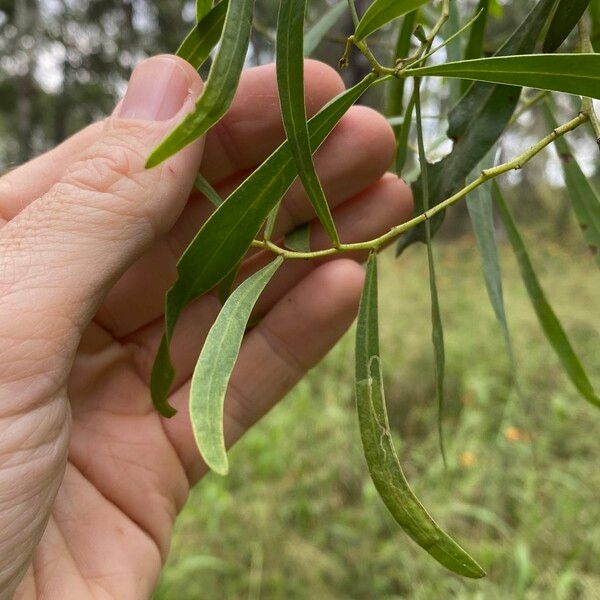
[277,0,339,245]
[407,54,600,99]
[354,0,428,42]
[177,0,228,70]
[543,0,590,53]
[190,257,283,475]
[147,0,255,167]
[151,74,377,414]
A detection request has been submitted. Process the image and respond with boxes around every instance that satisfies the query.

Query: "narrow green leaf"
[386,10,417,117]
[493,182,600,409]
[196,0,213,22]
[195,173,223,207]
[592,0,600,52]
[406,54,600,100]
[542,102,600,266]
[277,0,340,245]
[466,165,516,370]
[191,257,284,475]
[354,0,428,43]
[414,82,446,465]
[218,261,241,305]
[461,0,490,94]
[303,1,347,57]
[147,0,255,168]
[543,0,590,53]
[445,0,463,107]
[178,1,228,70]
[395,87,416,175]
[355,254,485,578]
[151,74,377,415]
[397,0,557,256]
[285,223,311,252]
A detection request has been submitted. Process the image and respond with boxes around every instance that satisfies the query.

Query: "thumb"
[0,55,204,385]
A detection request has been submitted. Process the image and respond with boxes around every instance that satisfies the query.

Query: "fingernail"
[119,56,191,121]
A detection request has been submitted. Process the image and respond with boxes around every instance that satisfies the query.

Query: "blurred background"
[1,0,599,597]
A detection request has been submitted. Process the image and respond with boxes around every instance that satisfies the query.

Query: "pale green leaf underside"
[354,0,428,43]
[407,54,600,99]
[190,257,284,475]
[285,223,311,252]
[355,255,485,578]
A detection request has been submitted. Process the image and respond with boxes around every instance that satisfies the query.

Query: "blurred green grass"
[155,233,599,599]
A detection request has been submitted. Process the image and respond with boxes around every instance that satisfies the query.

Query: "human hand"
[0,55,412,598]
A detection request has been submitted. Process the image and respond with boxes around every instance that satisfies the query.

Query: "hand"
[0,55,412,598]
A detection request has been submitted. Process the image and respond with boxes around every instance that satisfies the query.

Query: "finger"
[123,174,411,390]
[0,122,104,223]
[97,106,396,337]
[161,259,366,483]
[0,55,205,396]
[201,59,345,184]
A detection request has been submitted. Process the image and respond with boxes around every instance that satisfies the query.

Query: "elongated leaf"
[543,0,590,53]
[303,1,347,57]
[195,173,223,207]
[445,0,463,107]
[407,54,600,99]
[464,0,490,61]
[466,168,516,369]
[394,87,416,175]
[277,0,339,245]
[397,0,557,256]
[355,254,485,578]
[147,0,255,168]
[178,0,229,70]
[354,0,428,43]
[414,82,446,464]
[191,257,283,475]
[592,0,600,52]
[493,182,600,409]
[386,10,417,117]
[285,223,311,252]
[542,103,600,265]
[151,74,377,415]
[196,0,213,22]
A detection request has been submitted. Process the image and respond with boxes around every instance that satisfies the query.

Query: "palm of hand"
[1,58,411,599]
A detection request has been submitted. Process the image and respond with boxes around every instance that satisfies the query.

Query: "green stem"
[256,113,588,260]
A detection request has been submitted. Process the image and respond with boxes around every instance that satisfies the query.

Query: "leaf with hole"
[355,254,485,578]
[277,0,339,245]
[354,0,428,43]
[191,257,284,475]
[147,0,255,167]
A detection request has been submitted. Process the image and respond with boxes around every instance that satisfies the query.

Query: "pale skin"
[0,55,412,598]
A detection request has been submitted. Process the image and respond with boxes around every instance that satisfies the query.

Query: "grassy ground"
[154,233,599,599]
